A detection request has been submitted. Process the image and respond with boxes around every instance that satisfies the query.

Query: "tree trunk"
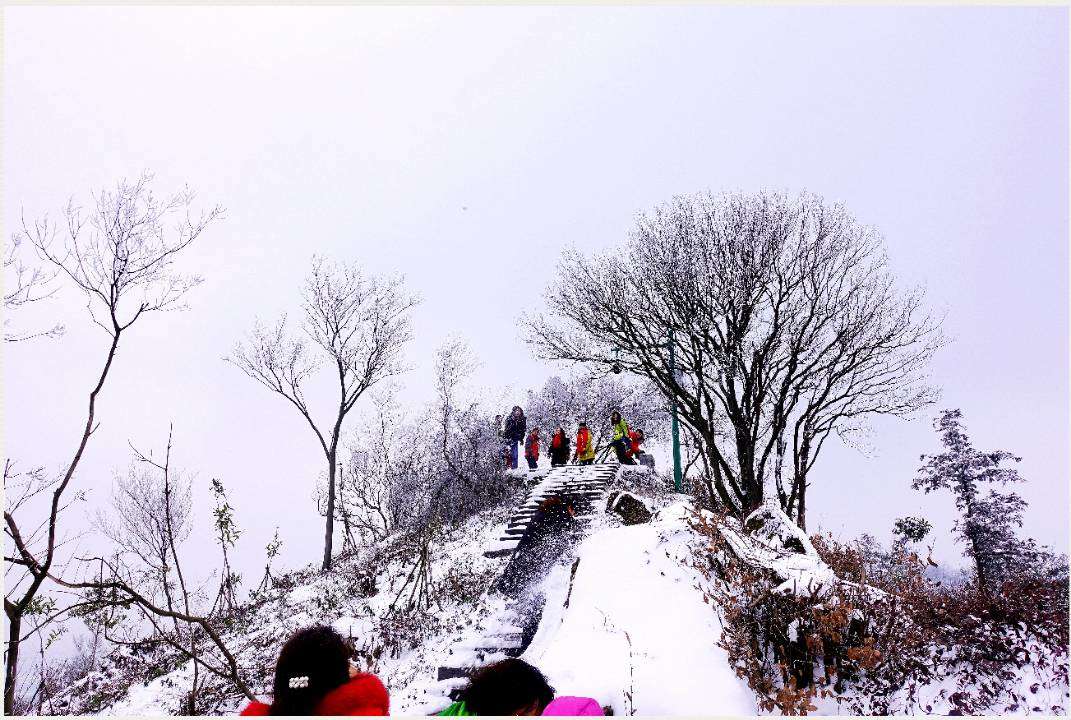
[963,499,988,591]
[5,605,21,714]
[796,477,807,531]
[322,452,337,572]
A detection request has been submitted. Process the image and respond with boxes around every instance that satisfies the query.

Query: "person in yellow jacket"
[573,421,596,465]
[609,411,637,465]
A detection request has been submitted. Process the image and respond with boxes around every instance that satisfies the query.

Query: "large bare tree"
[3,172,220,713]
[526,190,943,526]
[229,257,419,571]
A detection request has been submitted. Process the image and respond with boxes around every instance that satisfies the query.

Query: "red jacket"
[628,430,642,456]
[239,673,389,716]
[525,431,540,459]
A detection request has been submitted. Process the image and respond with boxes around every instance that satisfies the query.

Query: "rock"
[606,491,653,525]
[743,500,816,556]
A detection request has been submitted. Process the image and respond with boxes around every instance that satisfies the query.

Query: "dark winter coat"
[549,431,571,465]
[239,673,389,716]
[503,412,527,442]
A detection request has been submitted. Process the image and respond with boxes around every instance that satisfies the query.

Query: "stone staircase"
[483,463,619,557]
[425,463,621,705]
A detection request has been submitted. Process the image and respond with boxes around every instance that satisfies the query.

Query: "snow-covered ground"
[52,472,758,717]
[46,471,1066,717]
[526,502,755,715]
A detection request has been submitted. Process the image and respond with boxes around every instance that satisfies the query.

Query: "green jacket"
[438,700,474,716]
[612,418,629,442]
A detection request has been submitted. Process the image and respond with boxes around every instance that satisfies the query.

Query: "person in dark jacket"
[239,625,389,716]
[548,427,571,467]
[524,428,541,470]
[437,659,555,716]
[503,406,527,470]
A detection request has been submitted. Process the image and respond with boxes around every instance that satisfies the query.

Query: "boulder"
[606,491,653,525]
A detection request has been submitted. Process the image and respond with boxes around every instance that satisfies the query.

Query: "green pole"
[669,330,683,493]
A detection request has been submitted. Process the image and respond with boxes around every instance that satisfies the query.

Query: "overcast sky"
[5,6,1067,588]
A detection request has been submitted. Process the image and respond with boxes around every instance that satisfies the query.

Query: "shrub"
[689,507,1069,714]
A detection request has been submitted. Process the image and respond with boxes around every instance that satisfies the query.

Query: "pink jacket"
[542,696,604,716]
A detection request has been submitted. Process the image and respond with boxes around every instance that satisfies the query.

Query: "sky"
[4,6,1068,595]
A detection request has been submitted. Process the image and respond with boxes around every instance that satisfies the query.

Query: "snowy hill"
[43,467,1068,716]
[47,469,755,716]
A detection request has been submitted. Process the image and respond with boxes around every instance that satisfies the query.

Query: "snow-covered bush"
[689,506,1069,715]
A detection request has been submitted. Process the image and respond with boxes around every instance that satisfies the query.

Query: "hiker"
[572,421,595,466]
[438,659,554,716]
[629,428,654,468]
[495,496,578,598]
[524,427,541,470]
[628,428,645,460]
[548,426,571,467]
[609,411,636,465]
[239,625,389,716]
[503,406,527,470]
[542,697,605,716]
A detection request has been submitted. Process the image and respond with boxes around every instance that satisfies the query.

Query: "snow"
[718,500,842,597]
[101,674,180,716]
[524,503,756,715]
[51,470,1064,718]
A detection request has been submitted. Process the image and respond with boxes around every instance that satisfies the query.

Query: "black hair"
[269,625,352,716]
[610,410,621,422]
[459,658,555,715]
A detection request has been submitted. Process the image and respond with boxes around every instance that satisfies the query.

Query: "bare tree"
[431,338,511,521]
[103,428,205,713]
[3,172,220,713]
[229,256,419,571]
[526,190,943,526]
[47,428,256,712]
[328,390,421,548]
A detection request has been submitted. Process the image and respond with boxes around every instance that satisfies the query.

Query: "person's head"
[459,659,555,716]
[556,426,565,437]
[579,421,587,429]
[635,429,645,441]
[269,625,353,715]
[610,411,621,424]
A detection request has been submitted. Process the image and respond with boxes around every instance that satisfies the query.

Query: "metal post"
[668,330,683,493]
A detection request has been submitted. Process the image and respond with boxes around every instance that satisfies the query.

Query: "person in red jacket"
[240,625,389,716]
[573,422,595,465]
[524,428,541,470]
[628,428,644,458]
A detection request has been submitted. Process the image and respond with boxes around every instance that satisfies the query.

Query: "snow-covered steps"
[484,464,620,558]
[431,602,532,686]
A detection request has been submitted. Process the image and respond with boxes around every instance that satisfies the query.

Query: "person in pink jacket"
[541,696,604,716]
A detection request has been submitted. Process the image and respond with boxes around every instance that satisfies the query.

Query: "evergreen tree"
[913,409,1031,591]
